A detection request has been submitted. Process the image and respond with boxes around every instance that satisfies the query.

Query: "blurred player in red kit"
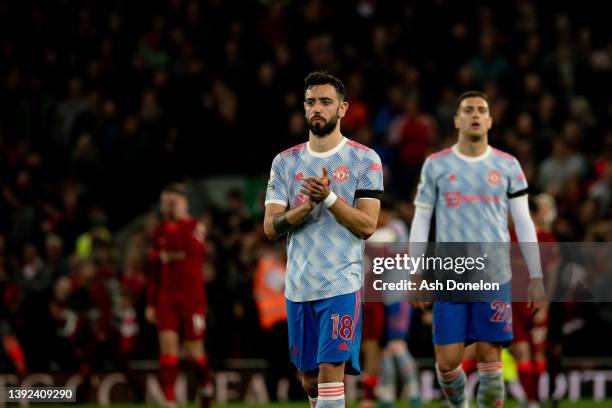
[511,193,560,408]
[146,182,212,408]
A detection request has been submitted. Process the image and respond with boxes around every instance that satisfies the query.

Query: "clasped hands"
[300,167,331,205]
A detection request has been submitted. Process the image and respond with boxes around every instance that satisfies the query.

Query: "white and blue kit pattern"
[414,144,528,283]
[265,137,384,302]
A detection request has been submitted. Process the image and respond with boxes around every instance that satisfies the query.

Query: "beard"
[307,111,339,137]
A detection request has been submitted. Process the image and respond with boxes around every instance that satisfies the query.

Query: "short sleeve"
[355,149,384,200]
[507,157,528,198]
[414,158,436,208]
[265,154,289,206]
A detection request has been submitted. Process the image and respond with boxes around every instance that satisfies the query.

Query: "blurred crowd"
[0,0,611,375]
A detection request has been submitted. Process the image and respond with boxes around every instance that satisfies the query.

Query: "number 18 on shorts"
[286,290,362,375]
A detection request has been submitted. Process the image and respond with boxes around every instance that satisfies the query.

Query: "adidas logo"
[337,342,350,351]
[448,174,457,182]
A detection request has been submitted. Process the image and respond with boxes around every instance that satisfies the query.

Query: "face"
[454,96,492,140]
[304,84,348,137]
[160,191,188,220]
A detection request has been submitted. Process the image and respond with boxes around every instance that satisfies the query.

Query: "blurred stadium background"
[0,0,611,406]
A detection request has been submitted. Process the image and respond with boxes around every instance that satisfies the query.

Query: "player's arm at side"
[408,158,436,309]
[408,205,434,310]
[509,195,545,310]
[507,157,545,310]
[263,200,316,240]
[145,233,161,324]
[327,197,380,240]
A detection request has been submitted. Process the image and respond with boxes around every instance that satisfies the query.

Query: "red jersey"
[147,217,206,307]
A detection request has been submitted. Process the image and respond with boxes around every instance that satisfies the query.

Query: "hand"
[194,222,207,243]
[527,277,546,314]
[145,305,156,324]
[300,167,331,203]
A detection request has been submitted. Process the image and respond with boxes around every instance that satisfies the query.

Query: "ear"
[486,114,493,130]
[454,114,460,130]
[338,101,349,118]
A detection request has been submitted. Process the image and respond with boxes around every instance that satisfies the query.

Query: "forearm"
[265,201,315,239]
[408,206,433,273]
[328,198,377,239]
[510,196,543,279]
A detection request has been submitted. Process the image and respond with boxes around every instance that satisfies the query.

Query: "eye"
[306,100,314,107]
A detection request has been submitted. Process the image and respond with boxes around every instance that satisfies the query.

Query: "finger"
[322,167,329,181]
[301,185,322,196]
[309,178,327,188]
[302,179,320,188]
[301,182,316,192]
[300,187,314,196]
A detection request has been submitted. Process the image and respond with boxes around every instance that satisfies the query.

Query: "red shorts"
[156,302,206,340]
[512,302,548,354]
[362,302,385,341]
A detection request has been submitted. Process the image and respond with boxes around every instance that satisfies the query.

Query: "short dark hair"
[304,71,345,100]
[162,182,187,196]
[456,91,489,111]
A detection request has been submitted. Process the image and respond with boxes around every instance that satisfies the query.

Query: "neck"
[308,128,344,153]
[457,134,488,157]
[167,214,187,222]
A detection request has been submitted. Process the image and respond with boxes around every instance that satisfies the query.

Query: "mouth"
[312,116,325,122]
[470,122,481,129]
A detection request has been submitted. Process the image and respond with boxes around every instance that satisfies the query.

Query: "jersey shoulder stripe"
[491,147,515,161]
[428,147,452,160]
[281,143,306,155]
[347,140,370,151]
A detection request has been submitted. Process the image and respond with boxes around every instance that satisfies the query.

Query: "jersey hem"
[285,284,362,303]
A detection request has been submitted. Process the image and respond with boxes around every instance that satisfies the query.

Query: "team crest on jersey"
[333,165,350,182]
[445,192,461,207]
[488,170,501,185]
[294,172,304,181]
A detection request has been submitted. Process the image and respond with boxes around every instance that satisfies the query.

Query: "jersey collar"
[452,144,491,162]
[307,137,347,158]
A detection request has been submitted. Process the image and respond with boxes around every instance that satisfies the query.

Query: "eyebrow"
[306,96,334,101]
[463,105,489,110]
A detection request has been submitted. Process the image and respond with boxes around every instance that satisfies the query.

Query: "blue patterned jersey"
[265,137,384,302]
[414,145,528,284]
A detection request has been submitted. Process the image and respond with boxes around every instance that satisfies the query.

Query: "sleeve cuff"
[414,201,434,209]
[264,199,288,206]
